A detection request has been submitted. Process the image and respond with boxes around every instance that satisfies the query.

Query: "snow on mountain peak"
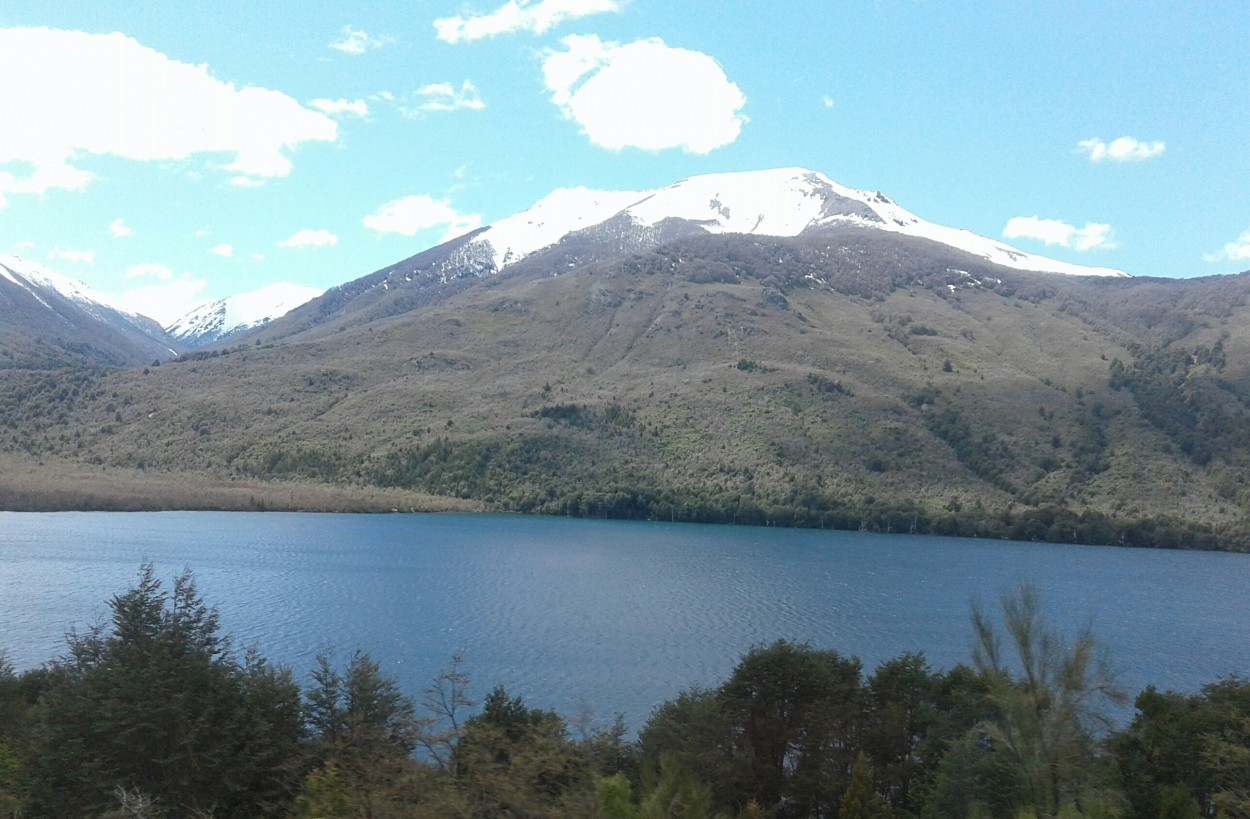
[166,282,323,346]
[463,168,1127,278]
[0,252,151,319]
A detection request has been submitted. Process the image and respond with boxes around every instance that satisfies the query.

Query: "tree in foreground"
[932,584,1126,818]
[25,563,305,818]
[1112,675,1250,818]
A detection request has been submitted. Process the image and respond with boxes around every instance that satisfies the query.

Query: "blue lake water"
[1,511,1248,730]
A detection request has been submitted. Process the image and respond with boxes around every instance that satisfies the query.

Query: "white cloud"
[435,0,622,44]
[125,262,174,281]
[109,218,132,238]
[0,161,92,206]
[0,27,338,201]
[330,26,389,55]
[1203,225,1250,264]
[823,95,834,109]
[194,228,211,239]
[250,252,265,262]
[1003,216,1118,252]
[1077,136,1165,163]
[415,81,485,113]
[113,275,208,326]
[542,35,747,154]
[310,97,369,117]
[16,240,34,251]
[47,246,95,265]
[230,176,266,189]
[276,229,338,249]
[210,243,234,258]
[362,195,482,242]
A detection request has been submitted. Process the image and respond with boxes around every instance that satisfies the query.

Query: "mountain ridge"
[0,253,177,367]
[5,169,1250,550]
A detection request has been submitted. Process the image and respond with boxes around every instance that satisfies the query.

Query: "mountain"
[4,169,1250,550]
[166,282,323,349]
[0,253,177,368]
[250,168,1125,346]
[461,168,1127,278]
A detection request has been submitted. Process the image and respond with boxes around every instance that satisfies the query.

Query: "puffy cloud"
[210,243,234,258]
[362,195,482,242]
[1077,136,1165,163]
[0,161,92,206]
[435,0,622,44]
[414,81,485,113]
[1203,225,1250,264]
[113,274,208,326]
[1003,216,1118,252]
[125,262,174,280]
[0,27,338,201]
[47,246,94,265]
[330,26,389,55]
[542,35,747,154]
[276,229,338,249]
[109,218,132,238]
[310,97,369,117]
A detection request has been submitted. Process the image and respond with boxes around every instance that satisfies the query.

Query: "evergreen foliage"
[0,570,1246,818]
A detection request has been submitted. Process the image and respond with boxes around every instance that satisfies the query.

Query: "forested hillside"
[3,231,1250,548]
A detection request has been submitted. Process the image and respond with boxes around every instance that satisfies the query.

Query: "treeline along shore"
[1,566,1247,818]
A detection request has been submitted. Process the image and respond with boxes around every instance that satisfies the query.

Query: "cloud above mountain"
[542,35,747,154]
[1077,136,1165,163]
[1204,225,1250,264]
[362,195,482,242]
[0,27,338,204]
[435,0,622,43]
[330,26,391,55]
[1003,216,1117,252]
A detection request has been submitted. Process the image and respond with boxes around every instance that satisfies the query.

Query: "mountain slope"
[6,229,1249,548]
[166,283,323,348]
[452,167,1127,278]
[249,168,1124,346]
[0,253,177,368]
[6,168,1250,549]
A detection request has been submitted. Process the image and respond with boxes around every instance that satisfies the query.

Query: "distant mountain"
[0,253,177,368]
[252,168,1125,344]
[462,167,1127,278]
[166,283,322,348]
[8,168,1250,551]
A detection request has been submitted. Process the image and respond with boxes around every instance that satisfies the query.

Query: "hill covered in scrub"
[2,226,1249,548]
[2,168,1250,548]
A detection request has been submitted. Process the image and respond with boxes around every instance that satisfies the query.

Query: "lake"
[1,511,1247,730]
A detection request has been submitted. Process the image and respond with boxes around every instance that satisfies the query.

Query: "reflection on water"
[2,511,1247,730]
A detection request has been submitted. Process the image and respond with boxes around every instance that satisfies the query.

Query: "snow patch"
[458,167,1128,278]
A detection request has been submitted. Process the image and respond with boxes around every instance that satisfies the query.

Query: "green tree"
[302,650,419,816]
[457,686,596,817]
[1113,676,1250,818]
[966,584,1125,817]
[863,652,941,813]
[840,751,889,818]
[25,564,305,818]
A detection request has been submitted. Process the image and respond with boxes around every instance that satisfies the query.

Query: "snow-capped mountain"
[166,282,323,348]
[0,253,176,367]
[461,168,1127,278]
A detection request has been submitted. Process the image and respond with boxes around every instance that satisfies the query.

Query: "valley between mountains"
[3,169,1249,549]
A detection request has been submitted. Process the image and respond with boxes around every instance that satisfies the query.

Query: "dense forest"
[0,567,1246,818]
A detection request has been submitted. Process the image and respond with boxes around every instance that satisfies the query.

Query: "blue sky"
[1,1,1247,324]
